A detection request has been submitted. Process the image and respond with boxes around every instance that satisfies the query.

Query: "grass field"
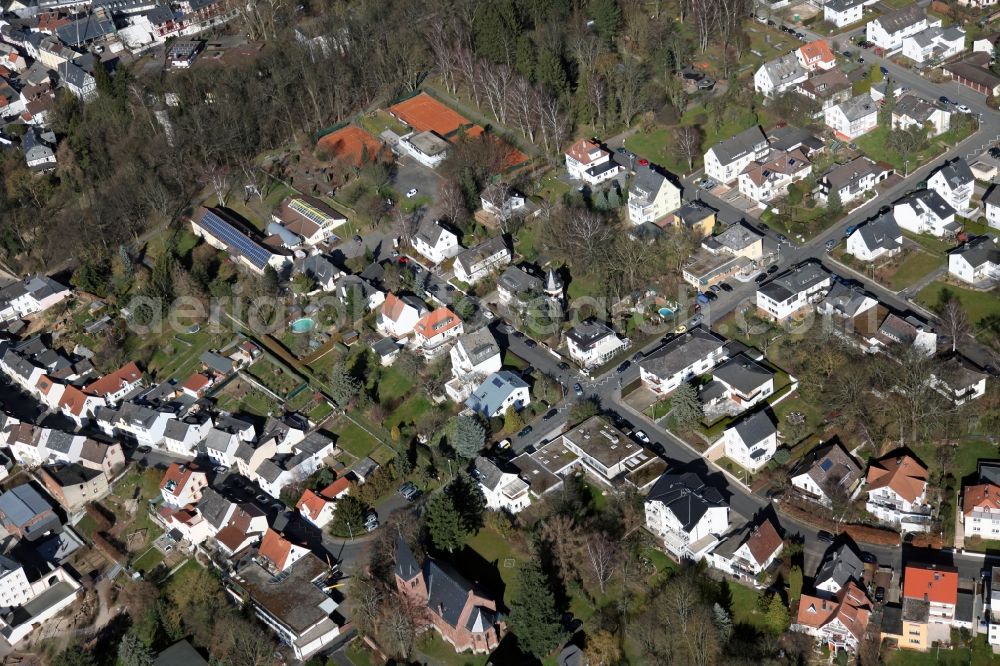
[378,366,414,402]
[902,230,956,255]
[729,581,773,632]
[884,250,944,291]
[624,126,689,175]
[132,547,165,573]
[388,394,432,429]
[911,439,998,481]
[358,110,409,138]
[884,636,995,665]
[917,281,1000,325]
[855,126,945,173]
[329,417,381,461]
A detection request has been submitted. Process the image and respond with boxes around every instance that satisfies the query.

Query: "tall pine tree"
[509,562,564,658]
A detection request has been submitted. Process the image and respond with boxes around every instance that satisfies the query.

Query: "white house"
[892,189,956,237]
[706,353,775,410]
[818,156,893,205]
[22,127,56,170]
[398,130,449,168]
[865,453,932,532]
[163,417,214,456]
[565,138,621,185]
[866,6,933,53]
[412,220,461,265]
[704,126,769,184]
[790,441,862,507]
[473,457,530,514]
[708,518,784,584]
[639,327,727,395]
[271,197,346,247]
[377,293,424,339]
[480,187,527,222]
[566,319,628,369]
[845,212,903,261]
[645,471,730,560]
[627,165,681,225]
[793,583,872,653]
[891,95,952,137]
[949,236,1000,287]
[824,0,865,28]
[825,93,878,140]
[797,41,837,72]
[928,158,975,216]
[465,370,530,418]
[756,262,832,321]
[722,409,779,472]
[160,462,208,509]
[0,275,70,323]
[754,53,808,98]
[738,149,811,205]
[984,185,1000,229]
[414,307,464,358]
[902,25,966,64]
[295,478,349,529]
[453,236,511,285]
[930,354,988,405]
[963,482,1000,539]
[446,327,502,402]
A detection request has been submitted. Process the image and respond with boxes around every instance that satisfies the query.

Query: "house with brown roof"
[793,582,872,653]
[180,372,213,398]
[258,528,309,574]
[790,440,862,507]
[796,68,852,110]
[77,438,125,477]
[395,536,504,654]
[58,384,105,427]
[414,307,463,358]
[708,517,783,585]
[564,138,621,186]
[902,564,958,626]
[377,292,425,339]
[159,462,207,509]
[213,503,267,556]
[737,148,811,205]
[270,196,346,247]
[83,361,144,405]
[295,478,350,529]
[865,452,932,532]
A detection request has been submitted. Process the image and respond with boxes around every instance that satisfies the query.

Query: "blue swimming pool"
[658,307,673,317]
[290,318,315,333]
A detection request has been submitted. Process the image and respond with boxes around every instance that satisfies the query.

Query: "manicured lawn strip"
[416,632,489,666]
[388,395,432,429]
[330,419,380,460]
[885,251,944,290]
[378,366,414,402]
[855,126,944,173]
[308,401,335,423]
[75,515,98,540]
[729,581,771,632]
[625,127,690,175]
[884,635,994,665]
[917,281,1000,325]
[502,351,527,370]
[910,439,998,481]
[902,231,955,255]
[132,547,165,573]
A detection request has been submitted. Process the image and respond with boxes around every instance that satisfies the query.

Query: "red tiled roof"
[159,462,203,497]
[565,138,606,165]
[797,582,871,643]
[381,293,411,323]
[321,477,350,499]
[258,528,292,571]
[296,489,328,521]
[181,373,212,393]
[59,385,89,416]
[867,454,927,504]
[963,482,1000,516]
[903,565,958,606]
[84,362,142,397]
[415,307,461,340]
[799,40,835,66]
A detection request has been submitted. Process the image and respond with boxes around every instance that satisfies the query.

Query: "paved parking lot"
[391,155,441,202]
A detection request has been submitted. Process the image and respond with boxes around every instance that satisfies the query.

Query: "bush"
[772,449,791,466]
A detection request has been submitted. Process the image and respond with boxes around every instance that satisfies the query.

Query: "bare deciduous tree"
[584,532,618,594]
[673,126,702,171]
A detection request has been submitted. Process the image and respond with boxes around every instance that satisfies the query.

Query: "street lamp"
[904,159,909,178]
[347,521,353,541]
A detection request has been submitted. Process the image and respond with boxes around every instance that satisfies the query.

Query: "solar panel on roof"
[820,458,834,472]
[197,210,271,269]
[289,199,337,226]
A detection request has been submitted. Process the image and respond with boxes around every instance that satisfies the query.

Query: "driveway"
[390,155,441,203]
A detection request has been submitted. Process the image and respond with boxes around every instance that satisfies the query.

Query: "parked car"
[699,178,717,190]
[767,265,779,274]
[755,273,768,283]
[517,425,533,438]
[939,95,953,105]
[957,104,971,113]
[365,519,379,532]
[880,66,889,76]
[353,235,363,244]
[573,382,584,396]
[482,309,495,320]
[696,293,711,304]
[405,188,418,198]
[497,439,511,449]
[689,314,704,327]
[524,339,538,348]
[817,530,835,543]
[719,282,733,292]
[825,239,836,251]
[543,409,558,420]
[521,366,534,377]
[709,284,721,293]
[757,222,769,232]
[874,587,885,603]
[632,351,644,361]
[633,430,651,444]
[616,361,631,373]
[674,324,688,335]
[857,56,864,64]
[704,291,718,301]
[841,50,852,58]
[557,361,570,370]
[776,233,788,244]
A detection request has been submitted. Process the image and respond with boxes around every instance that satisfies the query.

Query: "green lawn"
[502,351,527,370]
[884,251,944,291]
[75,515,98,540]
[855,126,944,173]
[911,439,998,481]
[917,281,1000,325]
[884,636,996,665]
[416,632,489,666]
[729,582,772,632]
[114,468,164,501]
[330,418,381,461]
[902,230,955,255]
[132,547,165,573]
[513,221,543,262]
[388,394,432,429]
[536,173,571,205]
[624,126,690,175]
[345,640,375,666]
[680,106,760,156]
[308,401,334,424]
[378,366,414,402]
[368,444,398,466]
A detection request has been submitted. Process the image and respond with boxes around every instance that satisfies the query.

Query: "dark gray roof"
[824,156,890,189]
[835,93,876,123]
[394,535,421,580]
[497,265,541,296]
[708,126,767,166]
[640,327,725,379]
[815,543,864,590]
[454,236,509,274]
[729,409,778,448]
[893,95,944,124]
[853,212,902,252]
[425,558,485,629]
[629,165,668,207]
[45,430,76,454]
[456,328,499,367]
[713,354,774,394]
[372,337,401,357]
[296,431,335,455]
[414,219,454,248]
[894,188,954,220]
[566,319,618,350]
[673,201,716,228]
[199,351,233,375]
[951,236,1000,268]
[57,61,91,90]
[760,263,830,303]
[646,472,726,531]
[44,463,102,486]
[875,5,926,34]
[154,640,208,666]
[767,126,824,154]
[792,440,862,490]
[297,254,340,285]
[196,487,232,529]
[57,16,116,46]
[474,456,505,492]
[931,157,974,190]
[983,184,1000,208]
[0,484,53,530]
[825,0,865,11]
